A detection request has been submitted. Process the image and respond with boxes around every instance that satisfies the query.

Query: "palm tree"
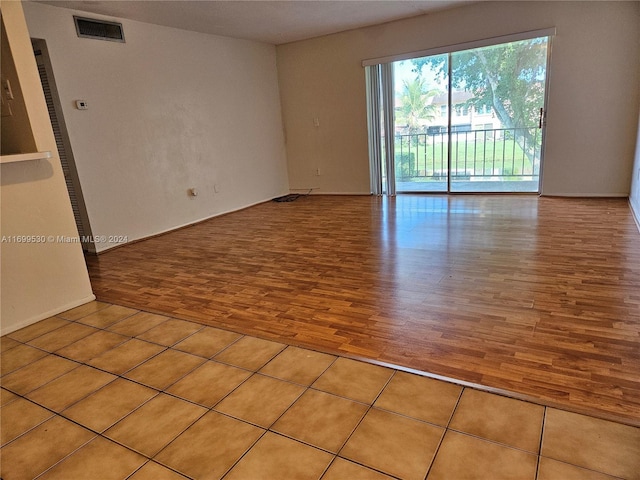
[394,77,439,179]
[396,77,439,136]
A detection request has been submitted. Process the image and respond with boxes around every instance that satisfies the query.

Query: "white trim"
[362,27,556,66]
[540,193,629,198]
[308,191,371,195]
[0,151,51,164]
[630,199,640,233]
[1,294,96,336]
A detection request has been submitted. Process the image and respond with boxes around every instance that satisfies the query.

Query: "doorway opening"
[366,30,553,195]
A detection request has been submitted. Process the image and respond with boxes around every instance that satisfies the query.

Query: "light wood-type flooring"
[86,195,640,425]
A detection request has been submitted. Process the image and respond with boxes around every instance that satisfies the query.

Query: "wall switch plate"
[75,100,88,110]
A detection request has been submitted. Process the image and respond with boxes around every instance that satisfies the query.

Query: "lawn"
[393,132,541,180]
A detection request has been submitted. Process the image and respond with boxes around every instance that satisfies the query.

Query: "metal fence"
[394,127,542,181]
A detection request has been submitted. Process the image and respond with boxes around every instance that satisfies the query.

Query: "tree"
[395,77,439,136]
[412,38,548,161]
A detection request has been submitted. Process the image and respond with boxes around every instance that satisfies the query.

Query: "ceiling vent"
[74,16,125,43]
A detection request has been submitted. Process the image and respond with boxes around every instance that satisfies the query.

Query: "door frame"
[365,28,556,196]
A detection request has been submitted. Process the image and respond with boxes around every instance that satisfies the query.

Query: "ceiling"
[34,0,471,45]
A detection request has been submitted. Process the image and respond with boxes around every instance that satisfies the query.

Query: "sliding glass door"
[368,32,552,194]
[393,54,449,192]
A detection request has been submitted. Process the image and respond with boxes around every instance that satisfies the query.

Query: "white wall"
[1,0,95,335]
[630,108,640,227]
[23,2,289,252]
[277,1,640,196]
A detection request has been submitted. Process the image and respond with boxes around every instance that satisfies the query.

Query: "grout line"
[422,426,447,480]
[446,384,465,428]
[217,428,270,479]
[31,434,99,480]
[538,405,547,456]
[124,459,191,480]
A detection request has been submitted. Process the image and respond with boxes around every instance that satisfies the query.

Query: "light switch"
[76,100,89,110]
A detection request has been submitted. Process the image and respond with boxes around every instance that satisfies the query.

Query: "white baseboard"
[630,199,640,233]
[1,294,96,336]
[307,191,371,195]
[540,192,628,198]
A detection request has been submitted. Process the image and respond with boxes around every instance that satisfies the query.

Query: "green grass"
[394,135,540,180]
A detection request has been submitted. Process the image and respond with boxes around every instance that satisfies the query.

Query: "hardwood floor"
[86,195,640,425]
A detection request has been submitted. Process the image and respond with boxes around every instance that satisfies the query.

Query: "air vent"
[74,16,125,43]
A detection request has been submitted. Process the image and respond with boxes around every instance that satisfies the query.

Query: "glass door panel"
[449,38,549,193]
[393,54,449,193]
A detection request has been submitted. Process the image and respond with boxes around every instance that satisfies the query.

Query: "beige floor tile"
[136,319,203,346]
[62,378,157,432]
[312,358,393,404]
[374,372,462,426]
[124,349,205,390]
[428,431,538,480]
[57,300,111,321]
[214,374,305,427]
[214,336,286,371]
[0,416,94,480]
[224,432,333,480]
[341,408,443,480]
[166,360,250,407]
[88,338,165,375]
[107,311,170,337]
[105,394,206,457]
[37,436,146,480]
[1,355,79,395]
[27,323,98,352]
[0,397,54,446]
[273,389,367,453]
[542,408,640,479]
[1,343,48,376]
[156,411,264,480]
[1,388,19,406]
[129,461,190,480]
[450,389,544,453]
[56,330,129,363]
[323,458,395,480]
[173,326,242,358]
[76,304,139,329]
[7,316,69,343]
[537,457,621,480]
[27,365,116,412]
[260,346,336,386]
[1,336,20,352]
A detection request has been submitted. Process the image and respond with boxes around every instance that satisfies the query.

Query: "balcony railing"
[393,127,542,182]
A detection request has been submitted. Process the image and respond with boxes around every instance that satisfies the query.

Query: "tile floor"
[1,301,639,480]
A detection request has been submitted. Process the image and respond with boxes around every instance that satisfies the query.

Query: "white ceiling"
[34,0,471,45]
